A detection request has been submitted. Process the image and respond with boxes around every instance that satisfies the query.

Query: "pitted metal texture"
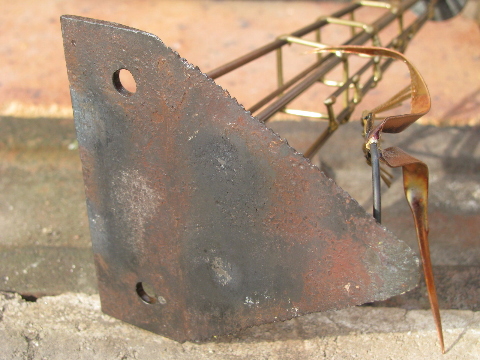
[61,15,419,342]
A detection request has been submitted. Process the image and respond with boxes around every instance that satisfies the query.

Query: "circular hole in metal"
[113,68,137,96]
[136,282,157,304]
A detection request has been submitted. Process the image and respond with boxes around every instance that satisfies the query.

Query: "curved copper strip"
[317,45,430,137]
[315,46,444,353]
[382,147,444,353]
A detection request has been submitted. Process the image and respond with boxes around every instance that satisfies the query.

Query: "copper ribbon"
[315,46,444,353]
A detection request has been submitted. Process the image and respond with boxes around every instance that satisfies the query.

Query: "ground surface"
[1,117,479,359]
[1,1,480,359]
[1,292,479,360]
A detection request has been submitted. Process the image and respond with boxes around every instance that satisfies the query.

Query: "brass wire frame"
[206,0,433,159]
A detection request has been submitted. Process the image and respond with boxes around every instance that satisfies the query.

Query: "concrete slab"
[0,247,96,296]
[1,292,479,359]
[1,116,479,311]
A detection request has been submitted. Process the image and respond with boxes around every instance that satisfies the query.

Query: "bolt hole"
[113,68,137,96]
[136,282,157,304]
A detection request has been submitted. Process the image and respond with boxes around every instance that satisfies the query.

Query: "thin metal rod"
[249,25,373,114]
[206,3,362,80]
[255,7,409,123]
[249,58,325,113]
[304,127,336,159]
[257,53,349,123]
[370,142,382,223]
[207,0,420,80]
[208,0,423,124]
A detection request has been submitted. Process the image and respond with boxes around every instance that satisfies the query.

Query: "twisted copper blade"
[317,46,444,353]
[382,147,444,353]
[62,17,419,342]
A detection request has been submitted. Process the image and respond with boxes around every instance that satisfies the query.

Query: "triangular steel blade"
[61,15,419,342]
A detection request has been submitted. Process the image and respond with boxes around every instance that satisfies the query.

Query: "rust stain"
[62,16,420,342]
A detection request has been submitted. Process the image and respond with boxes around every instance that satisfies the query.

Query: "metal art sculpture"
[62,0,463,352]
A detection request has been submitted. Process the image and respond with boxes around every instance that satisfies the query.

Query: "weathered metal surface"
[61,16,420,342]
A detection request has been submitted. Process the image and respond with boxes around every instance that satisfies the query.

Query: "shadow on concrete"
[440,87,480,126]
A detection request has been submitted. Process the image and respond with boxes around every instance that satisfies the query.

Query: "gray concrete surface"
[1,117,480,309]
[1,116,479,358]
[1,292,479,359]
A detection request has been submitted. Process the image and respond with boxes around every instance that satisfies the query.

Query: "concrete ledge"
[1,292,479,359]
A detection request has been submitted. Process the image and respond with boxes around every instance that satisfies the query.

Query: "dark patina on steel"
[61,16,419,342]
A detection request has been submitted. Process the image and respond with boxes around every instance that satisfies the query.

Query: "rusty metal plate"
[61,15,419,342]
